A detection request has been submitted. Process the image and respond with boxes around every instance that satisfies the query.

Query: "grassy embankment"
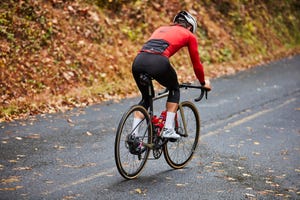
[0,0,299,121]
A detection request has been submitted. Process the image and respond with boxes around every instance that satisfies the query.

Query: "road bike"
[114,73,208,179]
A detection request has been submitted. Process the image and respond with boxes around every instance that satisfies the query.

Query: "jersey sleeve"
[187,35,205,85]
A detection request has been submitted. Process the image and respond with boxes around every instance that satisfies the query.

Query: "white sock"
[132,118,142,136]
[164,112,176,129]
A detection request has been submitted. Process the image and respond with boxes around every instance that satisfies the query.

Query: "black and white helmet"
[173,11,197,34]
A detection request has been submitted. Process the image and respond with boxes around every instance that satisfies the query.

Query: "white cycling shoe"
[161,128,180,139]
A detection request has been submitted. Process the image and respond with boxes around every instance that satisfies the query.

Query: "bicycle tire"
[163,101,200,169]
[114,105,152,179]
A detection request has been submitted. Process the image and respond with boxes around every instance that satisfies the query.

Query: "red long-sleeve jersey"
[143,24,205,84]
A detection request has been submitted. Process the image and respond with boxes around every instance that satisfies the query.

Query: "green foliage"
[199,46,212,64]
[218,48,232,62]
[121,23,147,41]
[2,105,19,117]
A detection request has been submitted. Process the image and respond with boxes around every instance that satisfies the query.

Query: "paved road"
[1,55,299,199]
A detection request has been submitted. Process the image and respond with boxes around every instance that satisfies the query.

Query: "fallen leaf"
[258,190,269,195]
[27,134,41,139]
[281,150,289,155]
[275,174,286,179]
[176,183,186,187]
[253,141,260,145]
[67,118,74,125]
[244,193,255,198]
[212,161,223,166]
[224,176,235,181]
[45,180,54,184]
[54,145,65,150]
[134,188,142,194]
[0,186,23,191]
[1,176,21,184]
[242,173,251,177]
[86,131,93,136]
[106,174,114,177]
[239,157,248,160]
[13,167,32,171]
[275,194,284,197]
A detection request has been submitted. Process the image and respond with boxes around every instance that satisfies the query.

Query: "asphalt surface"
[0,55,300,200]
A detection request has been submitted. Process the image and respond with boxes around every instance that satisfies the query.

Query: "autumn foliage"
[0,0,300,121]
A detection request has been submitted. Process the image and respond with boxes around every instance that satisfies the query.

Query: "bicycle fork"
[178,103,188,137]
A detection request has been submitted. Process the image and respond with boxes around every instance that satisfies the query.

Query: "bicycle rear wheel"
[164,101,200,169]
[114,105,152,179]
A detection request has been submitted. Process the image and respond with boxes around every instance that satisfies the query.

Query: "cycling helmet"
[173,11,197,34]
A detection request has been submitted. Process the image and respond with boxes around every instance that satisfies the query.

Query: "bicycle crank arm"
[142,142,154,149]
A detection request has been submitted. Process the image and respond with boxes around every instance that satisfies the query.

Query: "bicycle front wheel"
[164,101,200,169]
[114,105,152,179]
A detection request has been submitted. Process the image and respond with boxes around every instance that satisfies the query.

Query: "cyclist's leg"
[132,53,153,109]
[165,102,178,128]
[132,53,153,136]
[151,58,180,137]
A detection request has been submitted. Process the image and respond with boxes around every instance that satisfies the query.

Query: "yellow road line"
[43,168,115,195]
[201,98,296,139]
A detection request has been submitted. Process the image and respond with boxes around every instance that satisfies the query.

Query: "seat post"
[139,73,154,116]
[148,83,154,116]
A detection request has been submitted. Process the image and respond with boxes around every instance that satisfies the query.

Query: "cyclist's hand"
[203,79,211,91]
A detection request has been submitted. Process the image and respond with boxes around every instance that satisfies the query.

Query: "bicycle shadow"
[107,167,193,192]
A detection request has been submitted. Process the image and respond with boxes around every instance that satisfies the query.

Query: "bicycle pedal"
[168,138,178,142]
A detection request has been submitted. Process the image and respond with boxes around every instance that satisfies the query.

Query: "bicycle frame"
[152,88,190,136]
[143,77,207,139]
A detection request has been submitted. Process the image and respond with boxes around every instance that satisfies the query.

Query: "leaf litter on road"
[1,176,21,184]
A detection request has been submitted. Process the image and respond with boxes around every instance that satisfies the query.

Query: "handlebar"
[156,83,209,102]
[179,83,208,102]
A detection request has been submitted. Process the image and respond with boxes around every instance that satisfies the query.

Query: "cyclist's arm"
[187,35,205,85]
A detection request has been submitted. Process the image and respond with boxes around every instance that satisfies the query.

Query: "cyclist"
[132,11,211,139]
